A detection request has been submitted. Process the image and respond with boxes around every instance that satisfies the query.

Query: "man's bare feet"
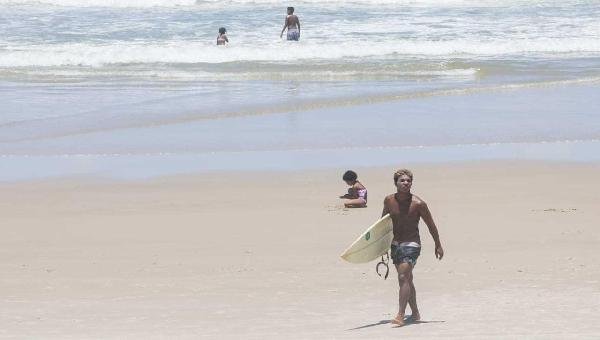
[410,312,420,322]
[391,315,405,327]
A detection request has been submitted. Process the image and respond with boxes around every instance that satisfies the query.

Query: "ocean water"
[1,0,600,180]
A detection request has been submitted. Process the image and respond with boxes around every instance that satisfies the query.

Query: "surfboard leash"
[376,252,390,280]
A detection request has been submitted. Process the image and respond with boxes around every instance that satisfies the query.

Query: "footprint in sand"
[532,208,578,213]
[326,204,349,215]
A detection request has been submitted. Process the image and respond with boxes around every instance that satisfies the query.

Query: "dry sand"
[1,161,599,339]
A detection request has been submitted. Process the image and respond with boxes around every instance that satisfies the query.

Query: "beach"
[1,162,600,338]
[2,0,600,338]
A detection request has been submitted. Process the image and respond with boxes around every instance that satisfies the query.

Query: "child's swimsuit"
[217,34,227,45]
[357,188,367,202]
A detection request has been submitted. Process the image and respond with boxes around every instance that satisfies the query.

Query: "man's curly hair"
[393,169,413,184]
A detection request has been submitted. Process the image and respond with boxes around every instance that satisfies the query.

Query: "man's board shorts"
[391,242,421,266]
[287,28,300,41]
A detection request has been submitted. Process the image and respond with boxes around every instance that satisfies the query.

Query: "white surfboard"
[340,214,393,263]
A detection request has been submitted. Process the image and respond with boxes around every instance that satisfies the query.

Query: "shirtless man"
[382,169,444,327]
[280,7,301,41]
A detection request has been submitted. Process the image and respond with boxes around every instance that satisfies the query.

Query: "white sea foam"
[0,0,198,7]
[0,0,545,8]
[2,38,599,69]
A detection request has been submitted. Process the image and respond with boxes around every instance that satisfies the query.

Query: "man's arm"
[297,17,301,34]
[280,17,288,38]
[381,197,390,217]
[419,201,444,260]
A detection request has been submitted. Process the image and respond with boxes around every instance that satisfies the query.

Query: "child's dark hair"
[219,27,226,34]
[342,170,358,182]
[287,6,294,13]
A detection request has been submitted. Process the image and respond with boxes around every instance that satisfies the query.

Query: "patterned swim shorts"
[390,243,421,266]
[287,30,300,41]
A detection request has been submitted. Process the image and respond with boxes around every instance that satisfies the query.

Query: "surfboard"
[340,214,393,263]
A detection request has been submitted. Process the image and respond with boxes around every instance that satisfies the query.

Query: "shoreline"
[2,139,600,182]
[2,80,599,183]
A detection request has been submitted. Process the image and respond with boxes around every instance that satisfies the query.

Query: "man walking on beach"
[280,7,300,41]
[382,169,444,327]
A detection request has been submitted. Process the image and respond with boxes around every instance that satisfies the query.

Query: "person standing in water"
[381,169,444,327]
[280,7,300,41]
[217,27,228,45]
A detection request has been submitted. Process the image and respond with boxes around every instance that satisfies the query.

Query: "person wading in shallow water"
[280,6,301,41]
[216,27,228,45]
[381,169,444,327]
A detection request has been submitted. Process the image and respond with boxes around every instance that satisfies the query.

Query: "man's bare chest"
[387,202,420,223]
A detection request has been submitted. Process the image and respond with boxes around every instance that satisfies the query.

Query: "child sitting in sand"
[217,27,228,45]
[339,170,368,208]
